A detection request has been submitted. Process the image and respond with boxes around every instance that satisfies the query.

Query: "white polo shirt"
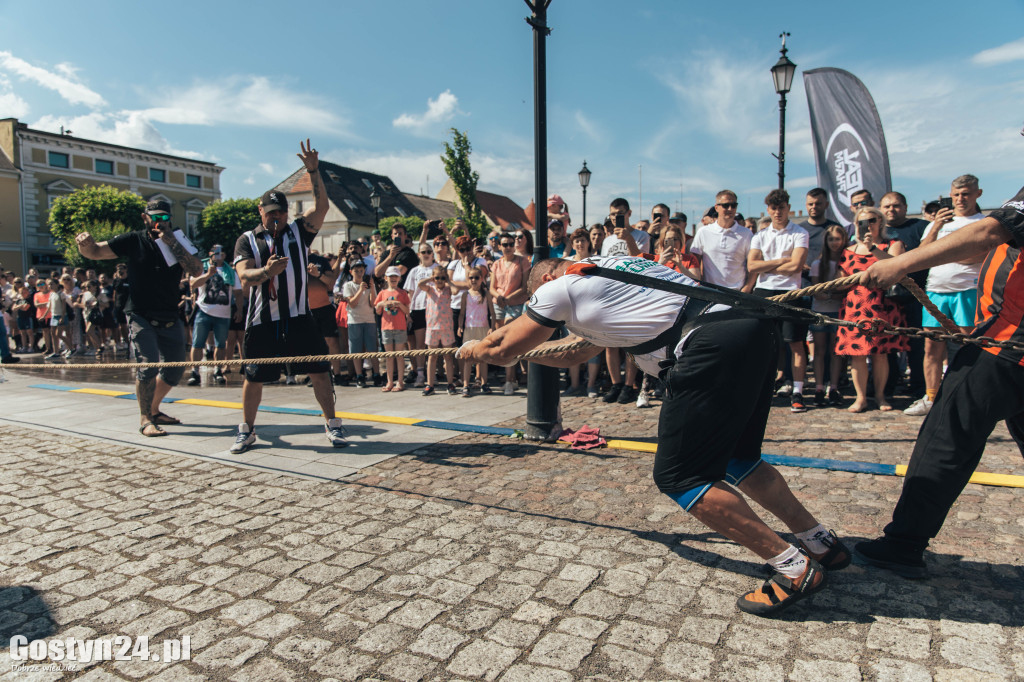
[750,221,809,291]
[690,221,753,289]
[925,212,985,293]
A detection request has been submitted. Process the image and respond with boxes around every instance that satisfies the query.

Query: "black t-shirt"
[392,246,419,288]
[112,277,130,311]
[885,218,930,251]
[107,231,184,321]
[798,218,842,267]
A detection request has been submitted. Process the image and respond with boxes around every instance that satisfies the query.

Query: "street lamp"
[369,187,381,235]
[770,32,796,190]
[578,161,591,226]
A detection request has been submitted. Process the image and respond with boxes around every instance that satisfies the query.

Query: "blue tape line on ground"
[29,383,76,391]
[417,420,517,436]
[762,453,897,476]
[258,405,323,416]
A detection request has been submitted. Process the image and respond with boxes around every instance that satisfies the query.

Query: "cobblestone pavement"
[1,389,1022,681]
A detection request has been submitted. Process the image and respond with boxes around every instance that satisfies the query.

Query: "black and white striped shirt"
[233,220,316,328]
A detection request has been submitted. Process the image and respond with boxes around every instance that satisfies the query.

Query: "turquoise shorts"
[922,290,977,329]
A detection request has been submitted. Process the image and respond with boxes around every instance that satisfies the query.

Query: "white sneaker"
[230,423,256,454]
[636,390,652,408]
[587,389,599,399]
[414,374,425,388]
[325,418,349,448]
[285,375,298,385]
[776,382,793,396]
[903,397,933,416]
[503,382,515,396]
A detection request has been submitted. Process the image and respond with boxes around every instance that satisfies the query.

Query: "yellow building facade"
[0,118,223,273]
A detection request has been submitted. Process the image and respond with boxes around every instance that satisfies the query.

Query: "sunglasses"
[468,276,481,280]
[150,213,171,222]
[500,242,514,247]
[716,202,738,209]
[420,250,433,255]
[432,277,447,282]
[851,200,870,208]
[434,240,448,246]
[514,235,526,240]
[863,217,880,225]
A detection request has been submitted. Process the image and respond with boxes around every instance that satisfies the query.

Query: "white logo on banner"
[825,123,870,226]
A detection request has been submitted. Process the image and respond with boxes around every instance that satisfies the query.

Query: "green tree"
[441,128,486,238]
[48,185,146,268]
[377,215,426,241]
[196,198,260,254]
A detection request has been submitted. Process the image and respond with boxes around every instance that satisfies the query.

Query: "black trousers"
[884,344,1024,549]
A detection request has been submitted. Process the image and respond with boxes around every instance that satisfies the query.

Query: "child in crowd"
[342,261,380,388]
[47,278,71,357]
[404,244,440,388]
[374,266,412,392]
[457,266,494,397]
[810,224,848,406]
[418,267,458,396]
[76,280,105,356]
[34,282,54,357]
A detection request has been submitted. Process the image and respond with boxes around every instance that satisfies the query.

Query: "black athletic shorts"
[311,304,339,338]
[652,317,778,494]
[410,309,426,332]
[754,288,811,343]
[243,314,330,383]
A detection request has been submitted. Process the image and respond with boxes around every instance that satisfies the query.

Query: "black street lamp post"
[524,0,560,442]
[578,161,591,227]
[770,32,796,190]
[370,188,381,235]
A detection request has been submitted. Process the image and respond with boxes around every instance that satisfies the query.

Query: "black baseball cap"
[260,190,288,212]
[146,199,171,215]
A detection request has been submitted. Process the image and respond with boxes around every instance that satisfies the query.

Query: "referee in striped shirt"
[230,140,348,453]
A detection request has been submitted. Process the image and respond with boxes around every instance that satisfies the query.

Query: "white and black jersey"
[233,220,316,329]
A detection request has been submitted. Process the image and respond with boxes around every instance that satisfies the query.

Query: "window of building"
[186,212,200,238]
[95,159,114,175]
[149,168,166,183]
[361,178,374,190]
[395,206,407,217]
[294,200,303,214]
[344,199,358,211]
[186,174,201,188]
[48,152,69,168]
[326,170,342,183]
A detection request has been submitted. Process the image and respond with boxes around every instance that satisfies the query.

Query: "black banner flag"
[804,68,892,227]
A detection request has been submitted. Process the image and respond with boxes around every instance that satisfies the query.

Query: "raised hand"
[297,139,319,172]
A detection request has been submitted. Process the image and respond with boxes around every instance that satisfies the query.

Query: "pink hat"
[547,194,565,211]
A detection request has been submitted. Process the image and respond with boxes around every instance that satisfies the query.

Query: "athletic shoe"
[636,390,652,408]
[356,375,367,389]
[813,390,827,407]
[854,538,927,579]
[503,382,516,396]
[214,371,226,385]
[903,397,932,416]
[479,383,492,394]
[44,352,61,360]
[798,530,852,571]
[285,375,298,386]
[229,423,256,454]
[372,374,384,387]
[447,384,458,395]
[422,385,435,396]
[602,383,623,403]
[791,393,807,413]
[776,381,793,396]
[562,386,585,397]
[737,558,826,616]
[587,389,599,399]
[0,355,20,364]
[827,389,843,406]
[325,418,349,448]
[333,373,349,387]
[617,386,639,404]
[405,370,418,386]
[461,386,471,398]
[187,370,201,386]
[414,374,425,388]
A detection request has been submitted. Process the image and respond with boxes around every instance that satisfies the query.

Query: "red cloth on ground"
[557,425,607,450]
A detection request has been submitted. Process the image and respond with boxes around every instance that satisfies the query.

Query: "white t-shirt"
[925,212,985,293]
[600,228,650,257]
[525,256,721,375]
[341,280,376,325]
[690,221,753,289]
[808,259,841,314]
[195,264,241,318]
[404,263,439,310]
[750,221,810,290]
[447,258,488,309]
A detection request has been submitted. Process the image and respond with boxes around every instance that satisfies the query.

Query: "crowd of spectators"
[2,176,981,418]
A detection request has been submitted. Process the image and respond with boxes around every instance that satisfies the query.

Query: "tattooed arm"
[297,139,328,234]
[160,231,203,276]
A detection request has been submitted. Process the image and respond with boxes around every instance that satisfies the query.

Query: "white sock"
[795,524,830,555]
[793,381,804,395]
[768,545,808,579]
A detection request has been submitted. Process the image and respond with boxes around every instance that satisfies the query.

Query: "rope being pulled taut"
[8,276,1020,372]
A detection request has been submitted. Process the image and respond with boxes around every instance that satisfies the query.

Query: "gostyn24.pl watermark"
[10,635,191,664]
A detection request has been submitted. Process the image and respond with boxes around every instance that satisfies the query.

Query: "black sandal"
[139,421,167,437]
[737,558,826,616]
[150,411,181,425]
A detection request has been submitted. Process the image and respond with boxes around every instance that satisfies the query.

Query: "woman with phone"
[834,207,907,413]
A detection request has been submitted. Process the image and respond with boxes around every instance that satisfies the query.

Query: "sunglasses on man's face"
[500,242,514,247]
[150,213,171,223]
[716,202,738,209]
[851,200,869,208]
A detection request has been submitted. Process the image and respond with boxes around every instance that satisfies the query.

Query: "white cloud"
[32,112,206,160]
[0,91,30,118]
[393,90,460,135]
[258,163,274,174]
[972,37,1024,66]
[139,76,348,135]
[573,111,602,142]
[0,51,105,108]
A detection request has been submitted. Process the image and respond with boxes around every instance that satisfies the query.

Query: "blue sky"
[1,0,1022,224]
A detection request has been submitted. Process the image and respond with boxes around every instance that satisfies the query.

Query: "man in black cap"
[76,199,203,436]
[230,139,349,453]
